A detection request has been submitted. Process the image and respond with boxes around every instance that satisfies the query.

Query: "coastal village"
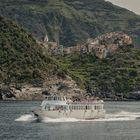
[38,32,133,59]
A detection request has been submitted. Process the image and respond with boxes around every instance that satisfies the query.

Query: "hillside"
[0,0,140,47]
[0,16,62,85]
[54,32,140,100]
[1,16,140,100]
[0,17,85,100]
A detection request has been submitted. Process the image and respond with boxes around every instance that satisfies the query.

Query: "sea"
[0,101,140,140]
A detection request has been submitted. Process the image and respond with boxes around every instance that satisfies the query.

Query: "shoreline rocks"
[0,76,86,100]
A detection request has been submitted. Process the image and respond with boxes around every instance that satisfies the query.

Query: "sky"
[106,0,140,15]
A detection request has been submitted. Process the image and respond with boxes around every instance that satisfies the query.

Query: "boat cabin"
[41,95,104,112]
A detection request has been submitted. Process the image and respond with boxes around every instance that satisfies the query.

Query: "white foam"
[42,111,140,123]
[15,114,37,122]
[42,117,79,123]
[105,111,140,121]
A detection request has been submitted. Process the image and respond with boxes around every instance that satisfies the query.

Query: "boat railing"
[67,100,103,105]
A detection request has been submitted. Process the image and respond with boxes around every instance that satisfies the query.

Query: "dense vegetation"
[54,46,140,99]
[0,0,140,47]
[1,16,140,100]
[0,17,64,85]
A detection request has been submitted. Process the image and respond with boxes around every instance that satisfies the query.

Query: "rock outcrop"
[0,87,16,100]
[1,76,86,100]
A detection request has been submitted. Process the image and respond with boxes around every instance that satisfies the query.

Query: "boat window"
[48,97,52,101]
[78,106,80,110]
[78,106,79,110]
[95,106,97,110]
[54,96,57,100]
[58,97,62,101]
[95,105,99,110]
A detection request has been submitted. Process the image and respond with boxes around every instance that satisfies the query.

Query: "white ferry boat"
[32,95,105,120]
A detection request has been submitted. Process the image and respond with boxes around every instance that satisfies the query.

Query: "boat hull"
[33,109,105,120]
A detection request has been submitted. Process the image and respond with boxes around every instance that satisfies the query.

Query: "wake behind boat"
[32,95,106,121]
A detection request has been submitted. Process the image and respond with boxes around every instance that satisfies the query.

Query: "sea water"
[0,101,140,140]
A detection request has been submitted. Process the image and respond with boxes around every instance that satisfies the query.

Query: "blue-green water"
[0,101,140,140]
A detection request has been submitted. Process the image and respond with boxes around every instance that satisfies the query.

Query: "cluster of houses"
[38,32,133,59]
[84,32,133,59]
